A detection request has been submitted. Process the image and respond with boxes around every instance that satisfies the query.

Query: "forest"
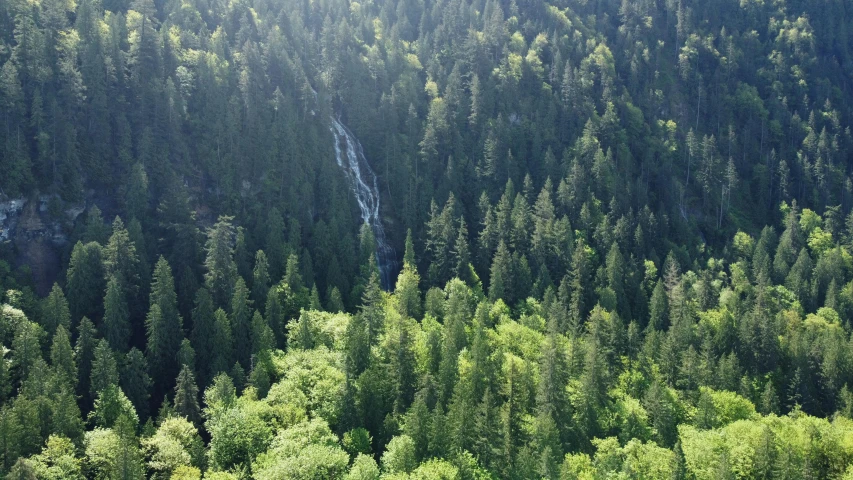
[2,0,853,476]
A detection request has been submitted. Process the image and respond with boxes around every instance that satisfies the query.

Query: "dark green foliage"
[66,242,105,323]
[3,0,853,475]
[146,257,184,399]
[173,365,200,425]
[103,276,130,352]
[90,339,119,397]
[230,278,252,369]
[121,348,150,421]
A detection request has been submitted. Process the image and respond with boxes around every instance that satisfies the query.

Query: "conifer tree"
[121,348,150,420]
[204,216,238,309]
[103,217,140,308]
[50,326,76,389]
[452,218,474,285]
[210,308,234,377]
[112,413,146,480]
[404,229,416,267]
[75,317,97,404]
[360,268,385,346]
[66,241,105,323]
[251,250,270,313]
[190,288,215,385]
[103,275,130,352]
[90,339,119,396]
[395,263,421,320]
[234,227,252,285]
[489,240,512,303]
[41,283,71,335]
[174,365,200,425]
[12,320,43,384]
[147,257,184,399]
[230,278,252,369]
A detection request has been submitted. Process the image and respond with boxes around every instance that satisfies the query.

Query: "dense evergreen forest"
[3,0,853,476]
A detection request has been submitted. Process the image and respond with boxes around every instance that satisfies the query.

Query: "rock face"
[0,195,85,295]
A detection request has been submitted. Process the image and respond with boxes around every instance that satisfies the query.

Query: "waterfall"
[328,116,398,290]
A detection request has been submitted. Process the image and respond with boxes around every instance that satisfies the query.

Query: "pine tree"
[404,229,416,267]
[204,216,238,309]
[174,365,200,425]
[264,208,286,280]
[177,338,196,370]
[41,283,71,335]
[648,280,668,331]
[50,326,77,389]
[501,357,527,475]
[234,227,252,285]
[489,240,512,303]
[395,263,422,320]
[90,339,119,397]
[190,288,215,385]
[121,348,150,420]
[231,277,252,369]
[210,308,233,377]
[360,269,385,346]
[111,413,146,480]
[251,250,270,313]
[346,308,371,377]
[103,275,130,351]
[103,217,140,307]
[251,311,274,354]
[147,257,184,399]
[66,242,105,323]
[11,320,43,384]
[537,319,571,448]
[452,217,474,285]
[75,317,97,405]
[264,286,285,348]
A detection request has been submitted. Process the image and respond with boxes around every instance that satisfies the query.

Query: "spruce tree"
[41,283,71,335]
[265,286,285,348]
[251,250,270,313]
[190,288,215,385]
[204,216,238,309]
[174,365,200,425]
[210,308,233,377]
[50,325,77,389]
[489,240,512,303]
[147,257,184,399]
[230,277,252,369]
[103,217,140,308]
[75,317,97,405]
[103,275,130,351]
[90,339,119,397]
[66,241,105,323]
[121,348,150,420]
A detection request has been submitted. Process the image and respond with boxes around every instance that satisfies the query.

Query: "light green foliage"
[252,419,349,480]
[346,454,380,480]
[268,347,345,426]
[29,435,83,480]
[206,397,273,470]
[694,387,758,429]
[142,417,205,478]
[89,385,138,428]
[381,435,417,474]
[286,310,351,351]
[680,415,853,479]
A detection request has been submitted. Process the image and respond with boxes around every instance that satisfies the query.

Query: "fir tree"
[103,275,130,351]
[230,277,253,369]
[90,339,119,396]
[174,365,200,425]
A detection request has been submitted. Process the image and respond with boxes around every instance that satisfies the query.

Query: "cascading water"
[328,116,398,290]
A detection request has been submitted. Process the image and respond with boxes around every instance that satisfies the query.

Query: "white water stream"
[326,111,397,290]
